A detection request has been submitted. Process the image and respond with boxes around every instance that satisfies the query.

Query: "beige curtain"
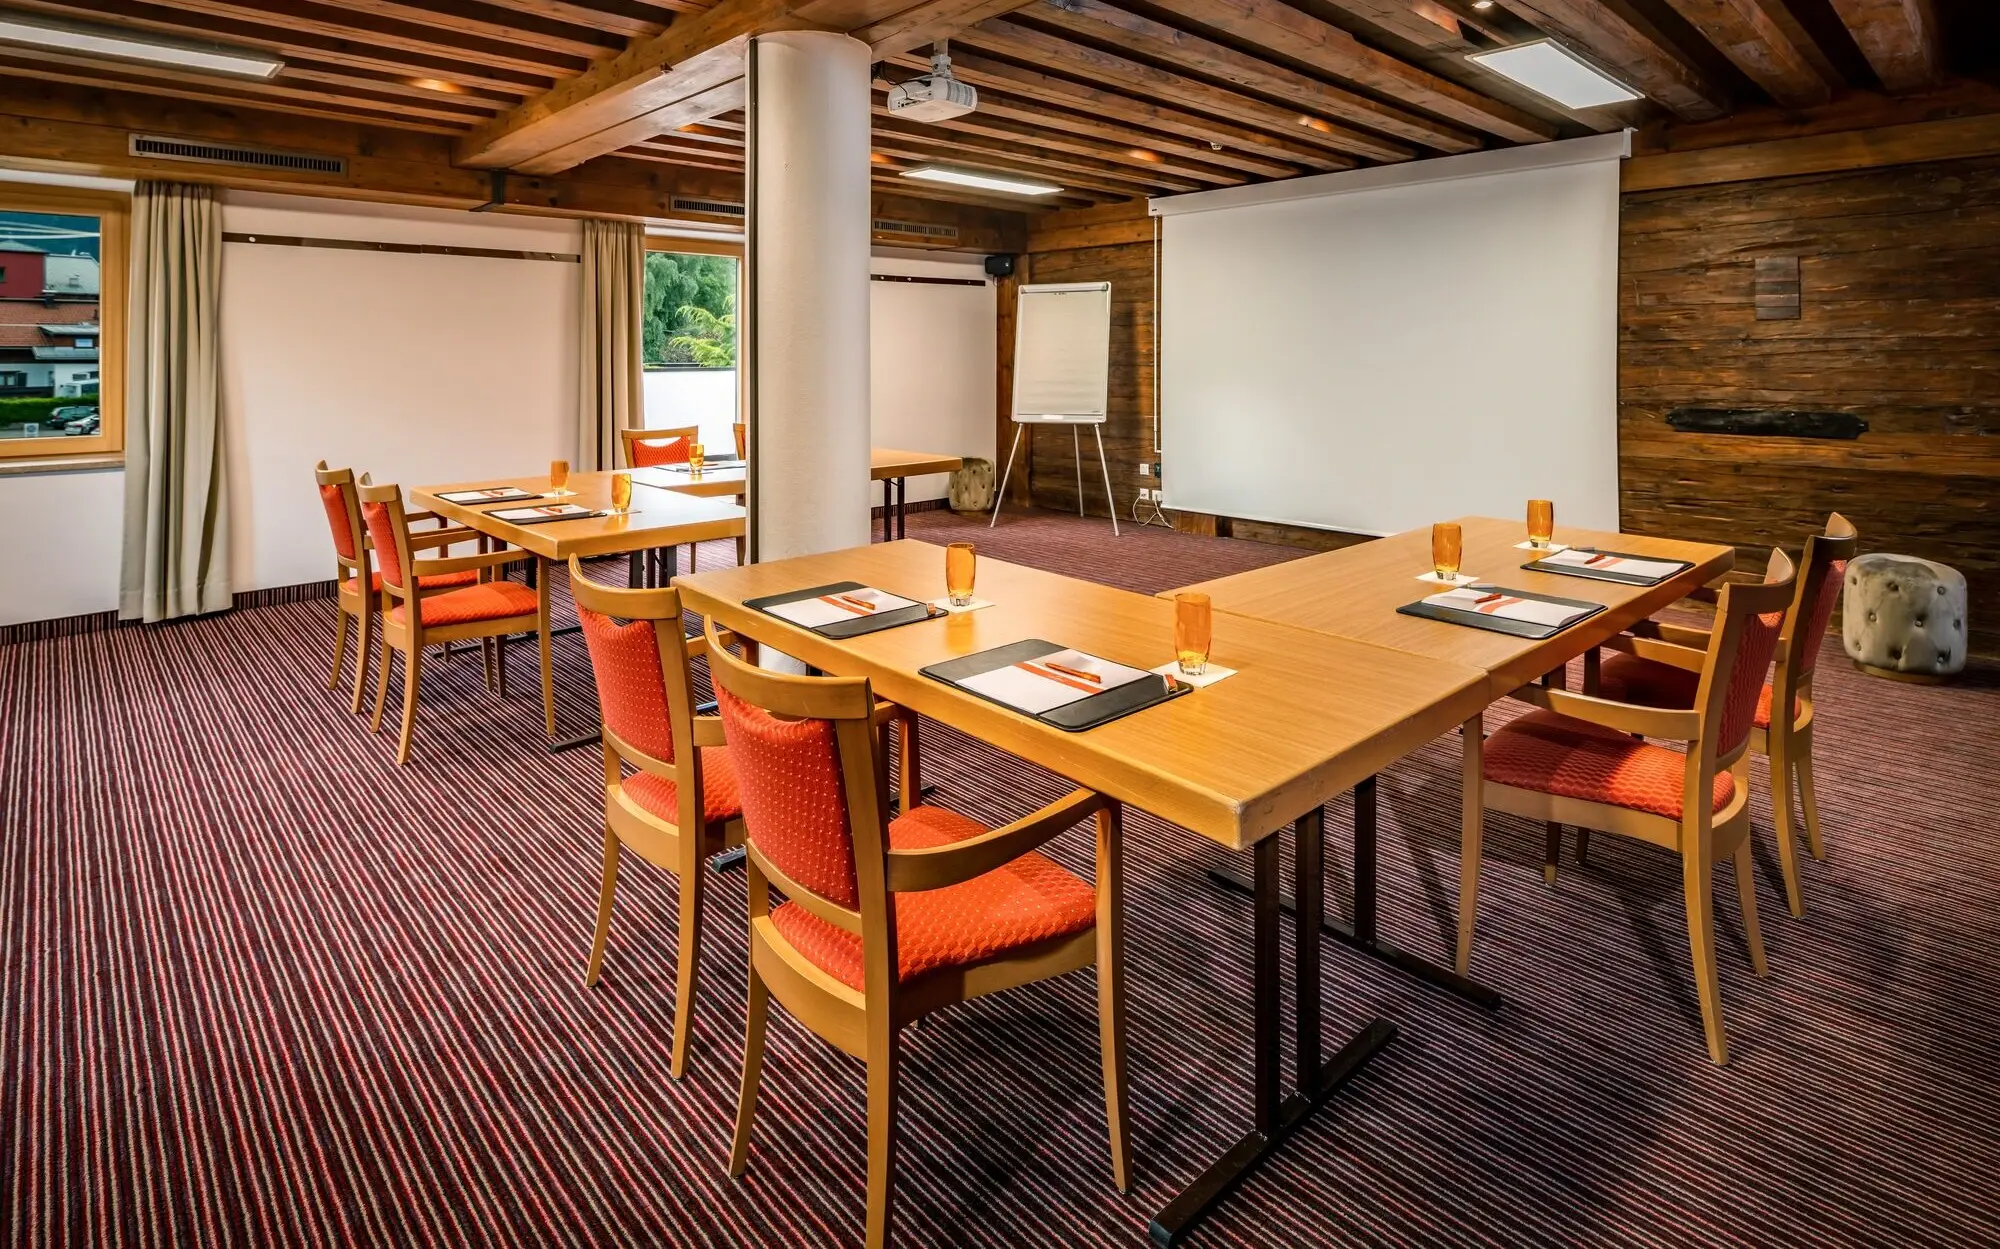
[577,218,645,472]
[120,181,229,623]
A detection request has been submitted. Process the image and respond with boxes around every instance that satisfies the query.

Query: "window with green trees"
[642,250,737,368]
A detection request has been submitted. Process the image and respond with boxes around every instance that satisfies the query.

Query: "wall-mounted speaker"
[984,253,1016,278]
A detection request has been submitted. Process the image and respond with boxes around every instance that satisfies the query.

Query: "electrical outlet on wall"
[1137,463,1151,478]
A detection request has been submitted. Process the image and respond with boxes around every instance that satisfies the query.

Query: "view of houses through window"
[641,248,739,451]
[0,208,103,443]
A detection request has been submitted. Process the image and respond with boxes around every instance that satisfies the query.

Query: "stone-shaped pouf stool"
[1843,553,1968,682]
[949,457,995,515]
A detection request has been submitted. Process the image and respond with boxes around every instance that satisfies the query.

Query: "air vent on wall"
[669,196,745,217]
[130,134,346,176]
[873,218,959,241]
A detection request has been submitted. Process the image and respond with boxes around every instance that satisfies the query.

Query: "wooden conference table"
[677,540,1490,1245]
[633,447,964,543]
[1168,516,1734,1004]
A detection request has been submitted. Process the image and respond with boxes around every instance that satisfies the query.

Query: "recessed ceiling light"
[1127,148,1161,162]
[409,77,460,94]
[0,12,283,78]
[1468,39,1640,108]
[1472,0,1493,8]
[900,165,1062,196]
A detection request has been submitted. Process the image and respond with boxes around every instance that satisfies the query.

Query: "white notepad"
[1540,548,1682,581]
[437,487,538,504]
[958,649,1151,715]
[1425,587,1593,629]
[764,586,920,629]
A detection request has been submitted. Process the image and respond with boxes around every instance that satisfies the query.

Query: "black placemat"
[744,581,940,639]
[921,638,1189,732]
[1396,585,1607,640]
[1521,548,1693,587]
[493,507,605,525]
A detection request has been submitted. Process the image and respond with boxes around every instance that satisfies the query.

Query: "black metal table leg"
[1207,777,1502,1010]
[1150,807,1398,1247]
[547,729,602,754]
[895,477,909,539]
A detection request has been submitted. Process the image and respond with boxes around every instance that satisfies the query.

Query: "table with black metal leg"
[1151,801,1399,1246]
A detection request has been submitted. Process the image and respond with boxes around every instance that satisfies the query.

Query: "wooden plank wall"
[1002,205,1156,522]
[1620,153,2000,657]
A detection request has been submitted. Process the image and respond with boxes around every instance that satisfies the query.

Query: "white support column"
[748,30,872,563]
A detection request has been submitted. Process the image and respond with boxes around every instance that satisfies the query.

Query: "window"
[640,236,742,453]
[0,185,127,462]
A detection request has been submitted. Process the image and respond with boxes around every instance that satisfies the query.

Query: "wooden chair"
[313,460,478,715]
[357,481,555,764]
[1468,550,1797,1064]
[618,424,701,581]
[704,619,1129,1247]
[568,558,747,1077]
[1594,514,1858,917]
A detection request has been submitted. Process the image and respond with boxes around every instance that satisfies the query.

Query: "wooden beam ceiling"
[1136,0,1557,144]
[1658,0,1832,108]
[1494,0,1729,120]
[1826,0,1943,93]
[0,0,1989,223]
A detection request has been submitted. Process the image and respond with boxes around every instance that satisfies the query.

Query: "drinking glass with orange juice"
[1174,592,1212,676]
[1432,522,1463,582]
[1526,499,1555,549]
[610,471,632,514]
[549,459,571,496]
[945,542,976,607]
[688,443,705,477]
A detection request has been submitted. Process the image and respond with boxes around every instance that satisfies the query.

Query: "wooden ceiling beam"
[1494,0,1728,120]
[1314,0,1478,51]
[1825,0,1942,93]
[453,0,807,172]
[1138,0,1556,144]
[0,0,555,95]
[0,76,1029,247]
[471,0,686,38]
[0,58,461,133]
[961,19,1414,162]
[857,0,1033,57]
[872,75,1246,183]
[1659,0,1833,107]
[129,0,591,78]
[1021,0,1480,154]
[302,0,624,62]
[515,79,748,174]
[872,112,1207,192]
[903,48,1352,173]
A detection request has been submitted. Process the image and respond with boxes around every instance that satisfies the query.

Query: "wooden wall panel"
[1018,234,1157,522]
[1619,154,2000,657]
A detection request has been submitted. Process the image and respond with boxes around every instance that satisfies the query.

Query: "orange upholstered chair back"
[1787,513,1859,680]
[355,481,413,596]
[621,425,699,469]
[1696,549,1797,763]
[313,461,365,568]
[704,619,886,916]
[568,563,700,773]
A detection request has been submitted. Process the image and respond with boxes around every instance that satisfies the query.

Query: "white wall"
[0,197,999,628]
[0,465,122,624]
[219,192,579,591]
[869,252,996,506]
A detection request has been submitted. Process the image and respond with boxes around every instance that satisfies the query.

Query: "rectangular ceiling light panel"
[0,13,284,78]
[1468,39,1639,109]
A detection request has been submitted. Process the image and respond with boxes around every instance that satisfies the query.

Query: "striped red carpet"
[4,508,1997,1247]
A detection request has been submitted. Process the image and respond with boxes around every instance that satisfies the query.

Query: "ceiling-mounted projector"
[887,41,976,122]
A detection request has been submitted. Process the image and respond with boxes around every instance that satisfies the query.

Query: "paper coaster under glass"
[1416,570,1480,587]
[1514,541,1569,553]
[1150,661,1237,688]
[927,597,993,615]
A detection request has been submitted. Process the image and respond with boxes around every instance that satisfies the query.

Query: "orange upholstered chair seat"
[622,748,744,826]
[1485,709,1734,819]
[769,805,1096,992]
[340,569,481,597]
[390,581,538,627]
[1596,653,1797,731]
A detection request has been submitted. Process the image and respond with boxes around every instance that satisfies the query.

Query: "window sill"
[0,454,124,478]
